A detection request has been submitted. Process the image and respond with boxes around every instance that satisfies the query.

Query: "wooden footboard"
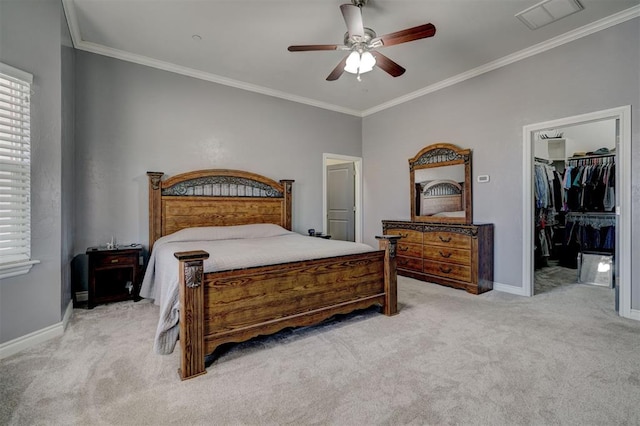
[175,235,399,381]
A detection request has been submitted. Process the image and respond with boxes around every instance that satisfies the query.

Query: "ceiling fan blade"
[326,55,349,81]
[376,23,436,47]
[371,51,406,77]
[288,44,339,52]
[340,4,365,39]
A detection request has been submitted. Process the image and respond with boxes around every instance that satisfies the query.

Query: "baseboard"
[0,300,73,360]
[75,291,88,302]
[62,299,74,330]
[493,281,530,296]
[628,308,640,321]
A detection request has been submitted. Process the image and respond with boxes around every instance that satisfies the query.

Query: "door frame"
[521,105,632,319]
[322,153,363,243]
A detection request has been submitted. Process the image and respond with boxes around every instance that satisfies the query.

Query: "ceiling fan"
[287,0,436,81]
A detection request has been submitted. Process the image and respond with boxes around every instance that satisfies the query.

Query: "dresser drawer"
[423,245,471,266]
[424,260,471,282]
[385,228,422,244]
[396,256,423,272]
[397,242,422,258]
[423,231,471,249]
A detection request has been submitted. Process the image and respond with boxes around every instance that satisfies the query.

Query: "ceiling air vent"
[516,0,584,30]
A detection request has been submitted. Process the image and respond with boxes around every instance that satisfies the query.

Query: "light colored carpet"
[535,262,578,294]
[1,276,639,425]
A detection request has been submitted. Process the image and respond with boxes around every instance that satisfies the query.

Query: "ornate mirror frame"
[409,143,472,224]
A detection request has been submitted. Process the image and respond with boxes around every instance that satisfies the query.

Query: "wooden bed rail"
[174,235,400,381]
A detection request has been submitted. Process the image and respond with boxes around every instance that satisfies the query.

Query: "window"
[0,63,38,278]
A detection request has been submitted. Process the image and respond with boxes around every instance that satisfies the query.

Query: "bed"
[141,169,400,380]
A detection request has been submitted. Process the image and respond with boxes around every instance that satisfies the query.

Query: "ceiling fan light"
[344,51,361,74]
[359,51,376,73]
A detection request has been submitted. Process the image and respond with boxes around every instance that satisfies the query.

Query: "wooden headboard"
[147,170,294,250]
[418,179,463,216]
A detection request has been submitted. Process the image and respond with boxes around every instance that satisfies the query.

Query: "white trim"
[61,0,639,117]
[362,6,639,116]
[0,308,68,360]
[322,154,363,243]
[493,282,529,297]
[78,41,363,117]
[62,300,74,331]
[629,309,640,321]
[522,106,633,320]
[0,260,40,280]
[61,0,361,118]
[0,62,33,84]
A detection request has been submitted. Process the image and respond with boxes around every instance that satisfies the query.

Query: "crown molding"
[76,40,363,117]
[61,1,361,117]
[362,5,640,116]
[62,0,638,118]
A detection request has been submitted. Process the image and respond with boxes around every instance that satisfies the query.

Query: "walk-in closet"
[533,120,617,296]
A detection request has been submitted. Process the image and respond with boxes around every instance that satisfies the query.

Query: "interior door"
[327,162,355,241]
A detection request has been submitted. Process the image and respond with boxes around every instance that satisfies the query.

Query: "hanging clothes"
[559,154,616,268]
[565,157,615,212]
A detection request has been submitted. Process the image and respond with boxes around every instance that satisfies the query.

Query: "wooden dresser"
[382,220,494,294]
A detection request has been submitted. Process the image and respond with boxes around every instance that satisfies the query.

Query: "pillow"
[156,223,293,246]
[432,211,465,218]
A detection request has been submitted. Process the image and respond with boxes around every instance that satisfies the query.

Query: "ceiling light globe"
[344,51,361,74]
[359,51,376,73]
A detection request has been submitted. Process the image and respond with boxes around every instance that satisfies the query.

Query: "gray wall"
[0,0,65,343]
[0,5,636,346]
[74,51,362,256]
[362,19,639,307]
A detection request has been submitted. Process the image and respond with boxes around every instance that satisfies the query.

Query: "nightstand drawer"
[93,253,137,268]
[423,231,471,249]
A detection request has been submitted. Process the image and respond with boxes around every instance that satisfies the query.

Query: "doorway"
[322,153,363,243]
[522,106,632,319]
[532,120,616,295]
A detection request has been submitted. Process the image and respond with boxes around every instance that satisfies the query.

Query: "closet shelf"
[566,153,615,166]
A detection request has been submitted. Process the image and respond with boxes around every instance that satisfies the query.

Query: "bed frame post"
[147,171,164,251]
[174,250,210,381]
[280,179,294,230]
[376,235,401,316]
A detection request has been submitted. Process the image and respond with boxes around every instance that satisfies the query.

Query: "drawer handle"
[439,251,452,258]
[400,233,409,238]
[439,266,452,274]
[399,246,409,252]
[111,259,119,264]
[399,259,409,265]
[438,236,452,243]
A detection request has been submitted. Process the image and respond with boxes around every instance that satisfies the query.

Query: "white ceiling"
[62,0,639,116]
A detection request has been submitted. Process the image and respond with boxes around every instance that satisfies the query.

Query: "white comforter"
[139,224,375,354]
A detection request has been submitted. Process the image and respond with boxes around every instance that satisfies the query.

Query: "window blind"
[0,64,32,266]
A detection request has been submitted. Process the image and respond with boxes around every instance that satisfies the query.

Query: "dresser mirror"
[409,143,472,224]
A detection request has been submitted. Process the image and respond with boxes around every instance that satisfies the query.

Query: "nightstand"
[86,244,144,309]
